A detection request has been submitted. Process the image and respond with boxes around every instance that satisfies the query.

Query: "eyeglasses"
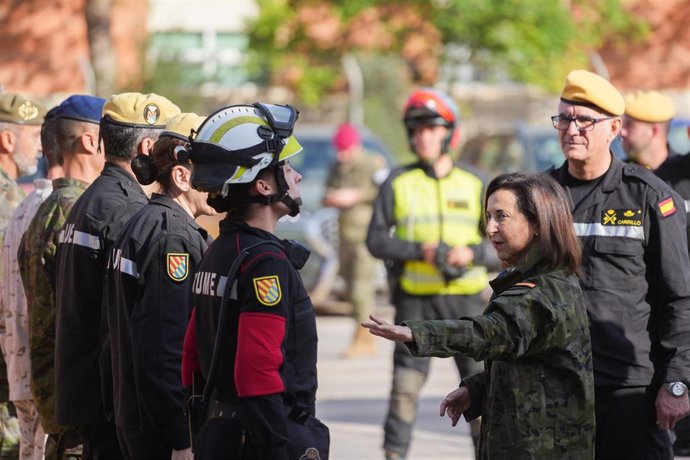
[551,115,614,131]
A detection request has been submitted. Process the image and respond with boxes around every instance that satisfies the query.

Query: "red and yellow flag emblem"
[253,275,282,306]
[167,253,189,281]
[659,197,676,217]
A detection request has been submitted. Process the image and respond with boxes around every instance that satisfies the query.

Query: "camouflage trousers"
[384,291,485,458]
[12,400,44,460]
[339,240,377,323]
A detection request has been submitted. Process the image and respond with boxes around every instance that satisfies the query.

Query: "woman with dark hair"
[104,113,215,460]
[363,172,595,458]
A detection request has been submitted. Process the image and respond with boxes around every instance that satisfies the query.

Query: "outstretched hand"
[439,386,471,427]
[361,315,413,343]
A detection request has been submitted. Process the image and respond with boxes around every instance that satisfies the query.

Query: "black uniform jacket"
[551,154,690,387]
[105,194,210,449]
[655,151,690,253]
[55,162,148,425]
[183,218,318,460]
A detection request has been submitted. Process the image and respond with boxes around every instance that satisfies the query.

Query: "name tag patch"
[601,208,642,226]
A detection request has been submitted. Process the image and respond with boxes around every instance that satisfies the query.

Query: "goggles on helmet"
[253,103,299,138]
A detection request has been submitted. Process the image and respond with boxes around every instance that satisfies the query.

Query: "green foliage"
[247,0,647,101]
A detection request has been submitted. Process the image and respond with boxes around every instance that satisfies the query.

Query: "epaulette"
[622,163,667,194]
[500,281,537,297]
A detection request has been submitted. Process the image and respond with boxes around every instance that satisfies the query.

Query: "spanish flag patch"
[659,197,676,217]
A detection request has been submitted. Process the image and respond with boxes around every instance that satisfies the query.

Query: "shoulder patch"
[167,253,189,281]
[253,275,282,306]
[658,196,677,217]
[514,282,536,289]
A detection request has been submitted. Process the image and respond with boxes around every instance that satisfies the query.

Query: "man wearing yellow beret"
[0,91,45,457]
[622,90,677,170]
[54,92,180,458]
[550,70,690,459]
[0,92,45,240]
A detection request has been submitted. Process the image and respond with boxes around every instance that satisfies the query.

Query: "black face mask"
[281,239,311,270]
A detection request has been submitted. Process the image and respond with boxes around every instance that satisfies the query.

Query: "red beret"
[332,123,361,150]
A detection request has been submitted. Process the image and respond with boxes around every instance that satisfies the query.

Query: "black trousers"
[195,418,244,460]
[595,386,673,460]
[116,426,173,460]
[77,421,122,460]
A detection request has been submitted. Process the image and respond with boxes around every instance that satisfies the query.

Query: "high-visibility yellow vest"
[392,167,488,295]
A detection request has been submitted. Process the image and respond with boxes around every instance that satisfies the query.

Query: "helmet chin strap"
[273,163,302,217]
[251,163,302,217]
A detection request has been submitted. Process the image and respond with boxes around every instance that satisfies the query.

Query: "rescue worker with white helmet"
[181,103,329,460]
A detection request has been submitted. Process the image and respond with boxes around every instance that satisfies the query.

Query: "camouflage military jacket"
[404,247,595,459]
[0,169,25,263]
[18,177,88,434]
[325,151,385,243]
[1,179,52,402]
[0,169,25,400]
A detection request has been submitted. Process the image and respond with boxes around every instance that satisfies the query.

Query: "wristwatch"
[666,381,688,398]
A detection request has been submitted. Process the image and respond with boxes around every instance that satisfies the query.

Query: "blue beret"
[45,106,59,120]
[55,95,106,124]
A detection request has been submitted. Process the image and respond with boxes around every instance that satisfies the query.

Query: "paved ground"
[315,305,475,460]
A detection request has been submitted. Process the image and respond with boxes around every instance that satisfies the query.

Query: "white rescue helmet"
[189,103,302,197]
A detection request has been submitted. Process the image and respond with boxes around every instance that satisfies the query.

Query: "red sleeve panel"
[235,312,286,397]
[181,308,199,387]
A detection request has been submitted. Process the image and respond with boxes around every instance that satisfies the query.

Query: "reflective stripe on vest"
[392,167,488,295]
[574,222,645,240]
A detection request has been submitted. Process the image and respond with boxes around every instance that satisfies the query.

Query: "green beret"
[625,90,675,123]
[0,92,46,125]
[102,92,181,128]
[560,70,625,116]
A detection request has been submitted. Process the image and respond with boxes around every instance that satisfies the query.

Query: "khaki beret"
[560,69,625,116]
[0,92,46,125]
[102,92,180,128]
[625,90,675,123]
[161,113,205,141]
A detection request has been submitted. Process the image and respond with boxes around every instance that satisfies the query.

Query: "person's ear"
[81,130,99,154]
[610,117,623,138]
[0,130,16,153]
[254,176,274,197]
[139,137,156,156]
[171,165,191,192]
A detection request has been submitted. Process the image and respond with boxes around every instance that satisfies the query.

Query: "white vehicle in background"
[276,124,395,308]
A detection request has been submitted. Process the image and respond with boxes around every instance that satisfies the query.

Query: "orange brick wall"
[599,0,690,90]
[0,0,147,98]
